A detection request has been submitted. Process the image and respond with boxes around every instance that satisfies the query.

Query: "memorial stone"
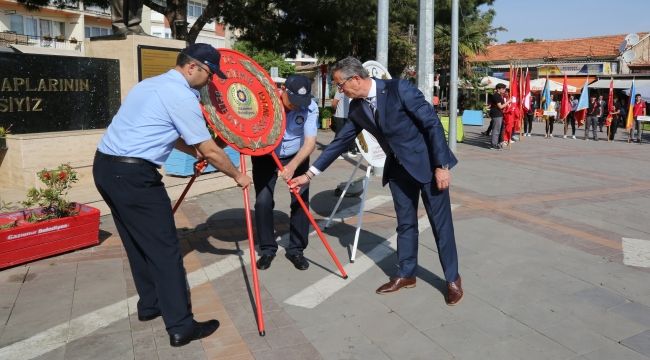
[0,53,120,134]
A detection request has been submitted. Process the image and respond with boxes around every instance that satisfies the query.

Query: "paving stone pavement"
[1,121,650,359]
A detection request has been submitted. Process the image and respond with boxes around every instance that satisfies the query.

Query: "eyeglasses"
[335,77,352,90]
[194,62,213,78]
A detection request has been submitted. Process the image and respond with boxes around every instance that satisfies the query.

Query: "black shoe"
[169,319,220,347]
[286,253,309,270]
[138,310,161,322]
[256,255,275,270]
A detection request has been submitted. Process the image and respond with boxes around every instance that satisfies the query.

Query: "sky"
[481,0,650,44]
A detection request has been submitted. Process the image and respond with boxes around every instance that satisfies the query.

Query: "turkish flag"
[559,75,571,120]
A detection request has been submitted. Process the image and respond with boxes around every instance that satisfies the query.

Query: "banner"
[538,62,616,76]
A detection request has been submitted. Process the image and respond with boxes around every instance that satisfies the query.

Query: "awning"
[589,79,650,89]
[589,79,650,102]
[530,78,577,93]
[548,76,594,92]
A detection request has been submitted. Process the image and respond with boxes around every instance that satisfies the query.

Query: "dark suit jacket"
[313,78,457,185]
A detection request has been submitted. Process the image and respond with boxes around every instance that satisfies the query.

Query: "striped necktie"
[365,97,379,126]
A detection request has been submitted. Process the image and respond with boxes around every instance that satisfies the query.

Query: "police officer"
[93,43,251,347]
[254,75,318,271]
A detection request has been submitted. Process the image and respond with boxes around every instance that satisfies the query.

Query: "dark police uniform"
[94,69,211,336]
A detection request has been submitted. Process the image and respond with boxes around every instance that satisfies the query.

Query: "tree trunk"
[165,0,188,41]
[187,0,221,44]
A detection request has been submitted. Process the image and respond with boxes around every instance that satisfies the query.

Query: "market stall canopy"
[530,78,577,93]
[589,79,650,101]
[479,76,509,88]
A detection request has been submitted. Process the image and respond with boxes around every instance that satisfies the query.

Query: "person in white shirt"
[331,87,358,156]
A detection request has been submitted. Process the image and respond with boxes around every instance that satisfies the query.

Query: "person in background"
[545,95,556,138]
[630,93,647,143]
[564,95,578,139]
[254,75,318,271]
[331,86,358,157]
[524,96,537,137]
[501,90,516,148]
[585,95,601,141]
[609,97,623,141]
[598,94,607,132]
[487,84,510,149]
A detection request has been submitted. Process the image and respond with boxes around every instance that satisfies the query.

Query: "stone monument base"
[85,35,186,101]
[0,131,246,216]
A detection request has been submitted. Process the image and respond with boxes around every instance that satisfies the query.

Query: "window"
[188,0,205,18]
[39,19,51,37]
[53,21,64,37]
[10,15,23,34]
[9,15,64,38]
[25,18,37,37]
[84,26,111,38]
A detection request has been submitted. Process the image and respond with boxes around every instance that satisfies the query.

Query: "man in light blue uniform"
[93,43,251,347]
[254,75,318,271]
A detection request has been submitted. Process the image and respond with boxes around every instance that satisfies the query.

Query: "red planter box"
[0,204,100,269]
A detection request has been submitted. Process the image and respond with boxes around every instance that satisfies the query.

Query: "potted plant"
[0,164,101,269]
[0,125,9,151]
[69,37,78,44]
[320,107,333,130]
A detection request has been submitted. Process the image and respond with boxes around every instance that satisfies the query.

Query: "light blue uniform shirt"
[276,99,318,158]
[98,69,211,165]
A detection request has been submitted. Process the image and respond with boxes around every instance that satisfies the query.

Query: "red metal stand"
[172,160,207,215]
[240,154,266,336]
[172,157,267,336]
[270,152,348,279]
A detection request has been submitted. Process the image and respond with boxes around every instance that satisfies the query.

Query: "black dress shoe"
[169,319,220,347]
[286,253,309,270]
[137,310,161,322]
[256,255,275,270]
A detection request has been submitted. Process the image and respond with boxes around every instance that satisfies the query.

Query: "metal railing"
[0,32,84,53]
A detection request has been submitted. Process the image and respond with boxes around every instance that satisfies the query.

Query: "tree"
[507,40,517,43]
[233,41,295,77]
[220,0,499,77]
[433,1,503,77]
[18,0,501,77]
[522,38,538,42]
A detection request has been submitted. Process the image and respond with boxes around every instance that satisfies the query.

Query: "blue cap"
[284,75,311,107]
[181,43,227,79]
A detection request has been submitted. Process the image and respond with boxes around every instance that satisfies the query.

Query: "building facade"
[470,33,649,91]
[0,0,231,54]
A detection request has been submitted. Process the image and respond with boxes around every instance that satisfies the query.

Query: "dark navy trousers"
[252,154,309,256]
[93,156,193,335]
[386,158,459,282]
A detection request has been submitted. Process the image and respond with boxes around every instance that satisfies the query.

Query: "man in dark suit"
[290,57,463,306]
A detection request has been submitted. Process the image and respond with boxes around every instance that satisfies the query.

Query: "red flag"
[510,67,519,109]
[514,68,524,132]
[559,75,571,120]
[605,78,614,126]
[523,69,531,111]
